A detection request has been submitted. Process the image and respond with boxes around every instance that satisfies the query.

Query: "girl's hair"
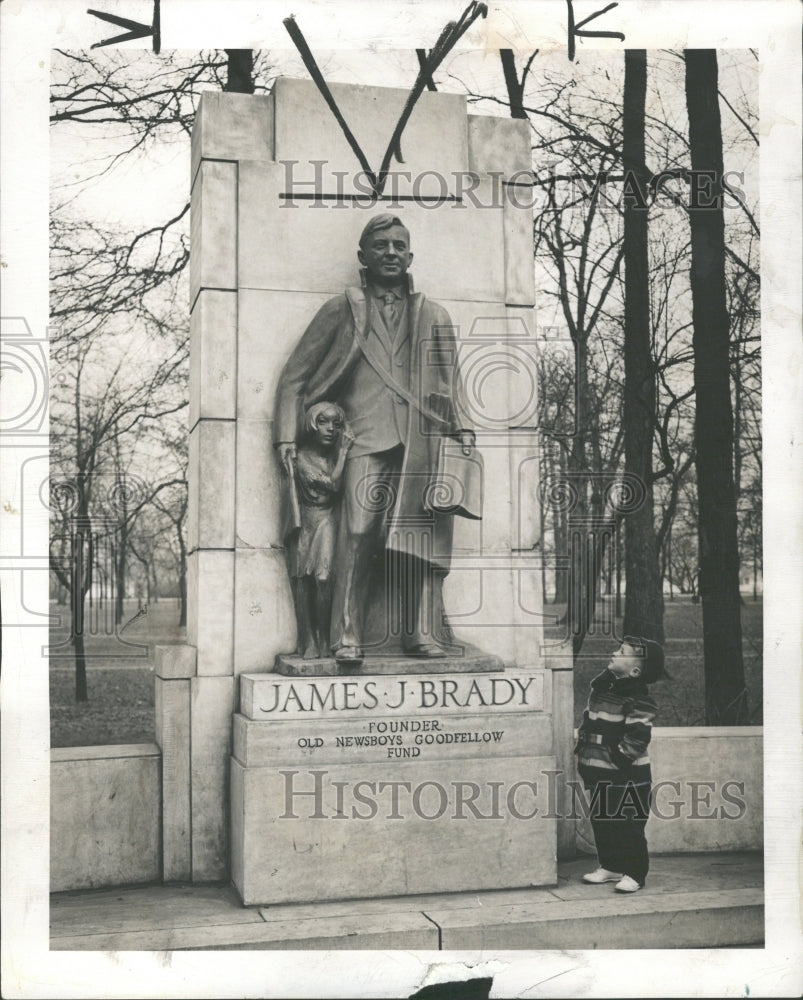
[303,401,345,439]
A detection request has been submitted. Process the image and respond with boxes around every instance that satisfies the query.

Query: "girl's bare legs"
[315,578,333,656]
[296,577,320,659]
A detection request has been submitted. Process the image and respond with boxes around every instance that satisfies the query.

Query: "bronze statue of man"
[275,214,474,664]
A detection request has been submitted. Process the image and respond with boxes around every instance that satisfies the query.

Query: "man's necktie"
[380,292,398,331]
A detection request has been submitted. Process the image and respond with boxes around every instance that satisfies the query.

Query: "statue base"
[231,663,556,905]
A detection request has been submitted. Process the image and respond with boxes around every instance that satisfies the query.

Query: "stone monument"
[154,77,562,903]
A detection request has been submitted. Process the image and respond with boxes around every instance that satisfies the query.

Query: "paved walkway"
[51,851,762,951]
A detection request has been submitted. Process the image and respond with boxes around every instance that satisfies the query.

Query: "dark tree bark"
[622,50,665,646]
[114,453,128,627]
[684,49,748,724]
[553,446,569,604]
[499,50,538,120]
[72,514,91,702]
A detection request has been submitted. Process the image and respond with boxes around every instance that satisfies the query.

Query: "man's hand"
[459,430,475,457]
[277,442,297,477]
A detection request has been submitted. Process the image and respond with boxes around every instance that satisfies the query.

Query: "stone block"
[503,185,536,306]
[477,442,513,554]
[186,549,234,676]
[233,547,296,674]
[234,418,282,549]
[550,668,576,860]
[445,306,538,433]
[231,754,557,904]
[238,162,505,302]
[155,678,192,880]
[237,288,332,420]
[468,114,532,180]
[233,709,553,768]
[190,160,237,307]
[272,77,468,198]
[575,727,764,855]
[155,644,196,680]
[190,675,236,881]
[239,668,547,721]
[51,746,161,891]
[188,419,236,551]
[443,562,499,655]
[191,91,274,190]
[189,290,237,430]
[506,308,539,429]
[511,563,545,664]
[444,559,547,665]
[511,444,541,549]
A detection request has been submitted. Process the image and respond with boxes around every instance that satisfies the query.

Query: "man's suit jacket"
[338,291,410,457]
[274,285,466,571]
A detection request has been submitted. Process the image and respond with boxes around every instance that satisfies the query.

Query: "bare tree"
[49,49,277,693]
[684,49,748,724]
[49,327,187,700]
[622,49,664,644]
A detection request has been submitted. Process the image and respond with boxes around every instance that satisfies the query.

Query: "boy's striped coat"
[576,669,657,781]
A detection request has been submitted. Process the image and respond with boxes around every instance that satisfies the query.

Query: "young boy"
[575,636,665,893]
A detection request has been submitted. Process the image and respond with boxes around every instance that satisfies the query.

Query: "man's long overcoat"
[274,285,464,572]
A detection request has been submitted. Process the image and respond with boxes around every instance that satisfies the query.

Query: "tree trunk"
[538,449,548,607]
[667,524,674,601]
[684,49,748,724]
[565,337,590,654]
[553,446,569,604]
[115,502,127,627]
[622,49,664,646]
[72,519,89,702]
[73,629,88,702]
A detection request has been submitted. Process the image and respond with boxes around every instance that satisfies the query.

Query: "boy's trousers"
[578,765,652,886]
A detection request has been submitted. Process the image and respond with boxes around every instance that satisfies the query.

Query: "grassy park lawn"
[50,598,183,748]
[50,595,764,747]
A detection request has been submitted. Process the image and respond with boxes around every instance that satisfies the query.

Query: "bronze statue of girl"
[284,401,353,658]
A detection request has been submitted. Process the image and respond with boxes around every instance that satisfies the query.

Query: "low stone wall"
[51,744,161,891]
[576,727,763,855]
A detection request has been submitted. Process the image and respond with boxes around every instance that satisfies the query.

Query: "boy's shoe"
[614,875,642,893]
[582,867,623,884]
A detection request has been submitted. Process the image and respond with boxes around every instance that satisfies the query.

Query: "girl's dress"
[289,448,339,583]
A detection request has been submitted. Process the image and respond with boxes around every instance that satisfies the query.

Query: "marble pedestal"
[231,661,556,905]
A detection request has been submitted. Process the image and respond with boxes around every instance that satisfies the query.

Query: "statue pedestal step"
[274,649,503,677]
